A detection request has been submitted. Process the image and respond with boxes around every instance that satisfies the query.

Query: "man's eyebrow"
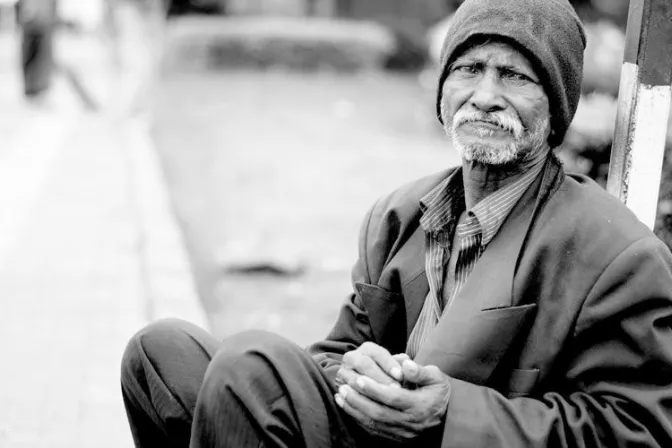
[472,59,536,73]
[452,57,521,69]
[496,64,539,80]
[496,63,529,72]
[452,55,485,64]
[448,56,537,78]
[447,56,483,71]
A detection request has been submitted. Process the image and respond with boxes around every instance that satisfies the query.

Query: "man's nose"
[469,73,506,112]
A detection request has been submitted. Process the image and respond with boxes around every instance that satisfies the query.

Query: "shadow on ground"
[152,69,459,346]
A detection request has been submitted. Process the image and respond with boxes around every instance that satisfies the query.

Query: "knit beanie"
[436,0,586,148]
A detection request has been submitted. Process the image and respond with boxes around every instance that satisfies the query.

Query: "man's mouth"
[461,120,511,135]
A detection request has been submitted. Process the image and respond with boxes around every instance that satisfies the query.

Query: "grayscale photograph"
[1,0,671,447]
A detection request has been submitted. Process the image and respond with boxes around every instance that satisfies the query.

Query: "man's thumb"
[402,360,443,386]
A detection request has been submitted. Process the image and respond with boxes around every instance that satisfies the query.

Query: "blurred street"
[0,13,204,447]
[153,66,459,345]
[0,0,647,445]
[0,7,459,441]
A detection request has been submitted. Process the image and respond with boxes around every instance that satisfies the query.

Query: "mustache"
[451,110,524,139]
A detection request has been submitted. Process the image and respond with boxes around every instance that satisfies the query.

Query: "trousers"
[120,318,402,448]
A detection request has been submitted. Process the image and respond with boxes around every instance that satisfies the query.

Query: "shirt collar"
[469,160,545,245]
[419,168,465,234]
[420,159,545,246]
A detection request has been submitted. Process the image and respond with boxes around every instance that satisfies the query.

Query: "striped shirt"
[406,161,545,358]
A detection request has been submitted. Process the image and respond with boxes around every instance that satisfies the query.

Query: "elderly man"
[121,0,672,446]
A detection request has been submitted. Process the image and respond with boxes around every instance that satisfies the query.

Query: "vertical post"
[607,0,672,229]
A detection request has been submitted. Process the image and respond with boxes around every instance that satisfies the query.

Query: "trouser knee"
[209,330,301,375]
[120,318,203,390]
[192,331,352,448]
[199,330,302,402]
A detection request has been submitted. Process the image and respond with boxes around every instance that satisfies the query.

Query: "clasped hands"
[334,342,451,442]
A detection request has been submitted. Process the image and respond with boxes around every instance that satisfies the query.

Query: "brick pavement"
[0,31,206,448]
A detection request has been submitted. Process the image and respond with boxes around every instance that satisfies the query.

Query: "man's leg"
[120,318,220,448]
[190,330,365,448]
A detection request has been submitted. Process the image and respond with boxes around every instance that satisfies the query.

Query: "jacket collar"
[409,156,565,383]
[398,155,564,348]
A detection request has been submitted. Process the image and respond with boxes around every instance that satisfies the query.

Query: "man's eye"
[503,70,533,83]
[452,64,479,75]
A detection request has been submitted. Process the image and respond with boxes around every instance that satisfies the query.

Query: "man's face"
[440,41,551,166]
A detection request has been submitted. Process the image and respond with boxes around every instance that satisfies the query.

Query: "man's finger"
[392,353,411,365]
[335,388,417,442]
[350,375,414,411]
[359,342,404,382]
[335,366,359,388]
[337,384,403,426]
[335,390,370,426]
[401,361,445,386]
[343,352,398,386]
[343,344,402,385]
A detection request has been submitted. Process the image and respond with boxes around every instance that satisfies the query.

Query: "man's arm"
[438,236,672,447]
[334,236,672,447]
[307,203,379,381]
[308,171,448,381]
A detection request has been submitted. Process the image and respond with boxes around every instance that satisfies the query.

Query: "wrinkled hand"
[335,355,451,442]
[335,342,405,388]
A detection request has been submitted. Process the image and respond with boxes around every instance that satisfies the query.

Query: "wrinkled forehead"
[455,36,541,69]
[454,40,535,71]
[448,35,548,91]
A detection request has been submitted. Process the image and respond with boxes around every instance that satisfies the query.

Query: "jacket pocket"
[414,303,538,385]
[355,282,406,354]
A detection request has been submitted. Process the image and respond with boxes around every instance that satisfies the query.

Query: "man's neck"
[462,150,550,210]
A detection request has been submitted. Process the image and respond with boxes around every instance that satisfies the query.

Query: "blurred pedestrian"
[15,0,57,99]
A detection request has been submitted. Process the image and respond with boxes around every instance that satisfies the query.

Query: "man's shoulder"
[549,172,653,242]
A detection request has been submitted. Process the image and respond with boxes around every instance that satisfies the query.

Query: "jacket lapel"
[412,159,557,384]
[383,222,429,341]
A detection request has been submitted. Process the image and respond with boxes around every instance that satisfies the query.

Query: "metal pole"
[607,0,672,229]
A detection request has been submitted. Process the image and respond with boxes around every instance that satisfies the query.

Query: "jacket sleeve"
[306,202,379,383]
[440,236,672,447]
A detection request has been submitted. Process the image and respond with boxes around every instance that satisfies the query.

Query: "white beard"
[451,133,520,165]
[446,109,549,166]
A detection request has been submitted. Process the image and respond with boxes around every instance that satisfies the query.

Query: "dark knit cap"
[436,0,586,148]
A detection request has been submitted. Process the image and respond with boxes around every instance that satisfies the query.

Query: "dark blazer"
[308,156,672,447]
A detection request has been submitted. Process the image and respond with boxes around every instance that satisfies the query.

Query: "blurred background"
[0,0,670,446]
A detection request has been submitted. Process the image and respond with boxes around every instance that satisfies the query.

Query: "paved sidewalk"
[0,48,206,448]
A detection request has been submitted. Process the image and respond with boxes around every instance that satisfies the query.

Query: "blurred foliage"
[159,0,672,249]
[444,0,629,26]
[582,20,624,96]
[160,17,396,73]
[554,2,672,248]
[334,0,448,70]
